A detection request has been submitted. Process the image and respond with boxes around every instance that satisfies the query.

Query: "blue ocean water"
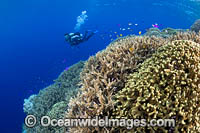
[0,0,199,132]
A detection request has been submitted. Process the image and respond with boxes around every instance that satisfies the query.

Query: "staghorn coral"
[113,40,200,132]
[67,35,168,132]
[190,19,200,33]
[66,32,200,133]
[23,61,85,133]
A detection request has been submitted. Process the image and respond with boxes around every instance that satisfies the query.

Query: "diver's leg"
[82,31,88,40]
[85,32,95,41]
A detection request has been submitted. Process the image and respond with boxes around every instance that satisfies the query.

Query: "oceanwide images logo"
[25,115,175,129]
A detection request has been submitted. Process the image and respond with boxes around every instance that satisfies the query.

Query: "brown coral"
[114,40,200,132]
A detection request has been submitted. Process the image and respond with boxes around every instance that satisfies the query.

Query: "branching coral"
[114,40,200,132]
[67,35,168,132]
[169,31,200,44]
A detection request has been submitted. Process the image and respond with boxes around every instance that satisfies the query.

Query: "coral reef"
[190,19,200,33]
[22,19,200,133]
[66,35,167,132]
[66,32,200,132]
[23,61,85,133]
[114,40,200,132]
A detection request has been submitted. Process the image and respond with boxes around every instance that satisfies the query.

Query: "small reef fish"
[135,23,138,26]
[114,32,117,34]
[127,27,131,30]
[139,31,142,35]
[128,23,132,26]
[152,23,159,28]
[120,34,123,37]
[122,28,126,31]
[129,47,134,52]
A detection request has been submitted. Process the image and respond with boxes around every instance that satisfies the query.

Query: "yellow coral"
[113,40,200,132]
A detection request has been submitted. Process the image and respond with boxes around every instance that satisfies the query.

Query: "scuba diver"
[64,30,97,46]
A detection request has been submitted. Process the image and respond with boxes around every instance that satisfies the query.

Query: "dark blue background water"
[0,0,199,132]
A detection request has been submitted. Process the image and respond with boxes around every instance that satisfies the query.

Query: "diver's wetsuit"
[65,31,95,46]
